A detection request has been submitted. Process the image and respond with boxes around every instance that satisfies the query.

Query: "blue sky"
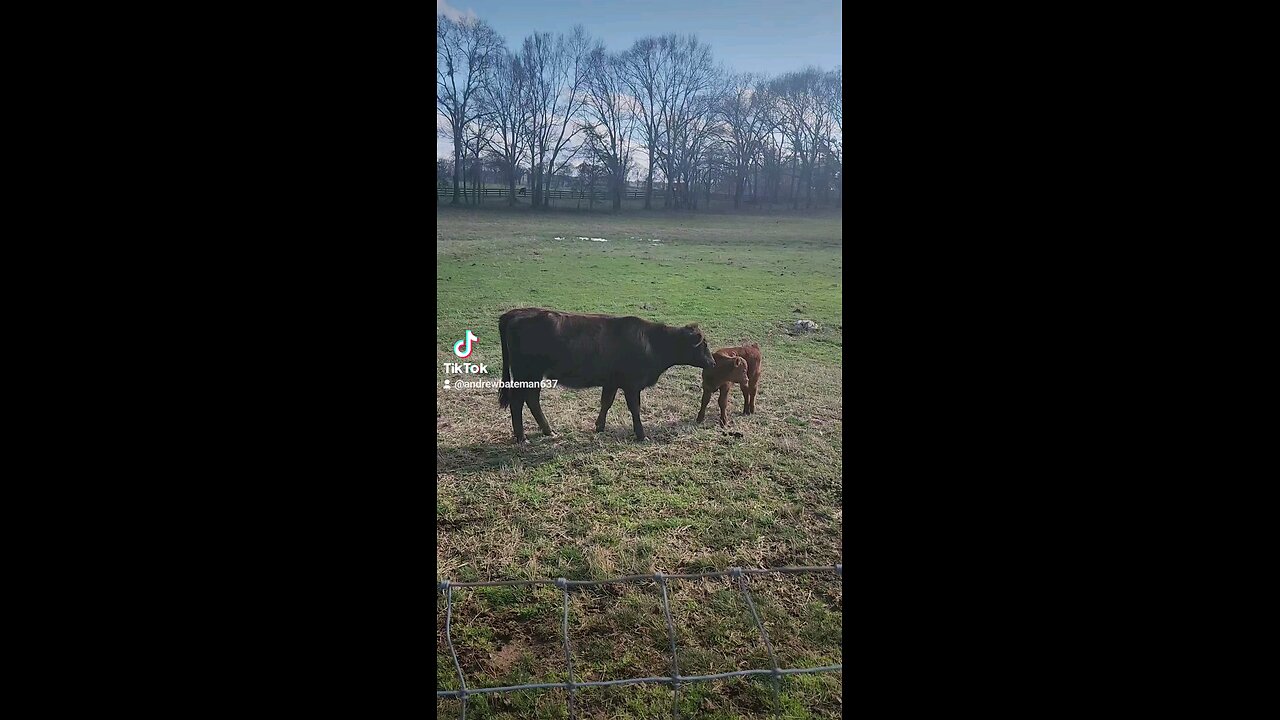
[437,0,842,159]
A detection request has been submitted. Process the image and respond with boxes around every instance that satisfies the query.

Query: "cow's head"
[681,324,715,369]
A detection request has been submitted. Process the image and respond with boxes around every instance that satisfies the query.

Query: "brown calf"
[696,344,763,427]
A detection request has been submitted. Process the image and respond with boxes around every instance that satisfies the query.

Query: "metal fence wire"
[437,564,842,719]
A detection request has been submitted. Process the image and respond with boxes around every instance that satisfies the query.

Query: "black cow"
[498,308,715,443]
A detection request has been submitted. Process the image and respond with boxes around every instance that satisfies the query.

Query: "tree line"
[437,14,841,211]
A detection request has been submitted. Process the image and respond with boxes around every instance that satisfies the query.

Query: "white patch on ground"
[577,237,590,240]
[590,238,607,242]
[553,237,565,240]
[793,319,820,333]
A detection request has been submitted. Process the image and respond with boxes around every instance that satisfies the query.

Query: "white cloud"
[437,0,476,21]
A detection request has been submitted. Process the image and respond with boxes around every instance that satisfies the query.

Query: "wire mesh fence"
[438,564,842,719]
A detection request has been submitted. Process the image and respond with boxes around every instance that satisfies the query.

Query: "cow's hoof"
[633,436,649,443]
[514,437,529,445]
[542,431,557,438]
[594,425,606,433]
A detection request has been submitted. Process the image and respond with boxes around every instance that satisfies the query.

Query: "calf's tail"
[498,314,512,408]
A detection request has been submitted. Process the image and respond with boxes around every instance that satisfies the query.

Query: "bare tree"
[801,69,835,209]
[576,161,604,210]
[668,86,721,210]
[478,50,529,205]
[770,72,800,209]
[829,66,842,207]
[689,129,729,209]
[654,35,717,209]
[620,37,674,210]
[542,27,592,208]
[580,45,638,211]
[772,68,829,209]
[464,116,491,204]
[778,66,829,208]
[520,26,592,209]
[438,15,503,205]
[761,127,790,207]
[440,9,839,216]
[717,73,778,209]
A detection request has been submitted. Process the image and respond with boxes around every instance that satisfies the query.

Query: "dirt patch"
[484,639,528,675]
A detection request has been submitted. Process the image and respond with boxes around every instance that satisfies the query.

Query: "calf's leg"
[623,387,646,440]
[751,367,761,413]
[596,386,618,432]
[738,381,750,415]
[717,386,729,427]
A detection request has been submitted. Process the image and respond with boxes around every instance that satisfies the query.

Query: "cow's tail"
[498,313,512,409]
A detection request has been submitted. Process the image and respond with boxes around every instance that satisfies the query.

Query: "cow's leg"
[526,387,555,437]
[509,388,528,444]
[624,387,646,441]
[739,381,750,415]
[596,386,618,432]
[717,386,729,427]
[696,387,713,423]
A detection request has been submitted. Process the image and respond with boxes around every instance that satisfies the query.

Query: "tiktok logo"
[453,330,478,359]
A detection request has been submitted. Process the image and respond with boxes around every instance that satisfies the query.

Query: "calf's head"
[724,356,749,384]
[678,324,716,369]
[705,354,748,386]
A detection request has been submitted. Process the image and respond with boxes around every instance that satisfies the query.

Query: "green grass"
[437,206,842,719]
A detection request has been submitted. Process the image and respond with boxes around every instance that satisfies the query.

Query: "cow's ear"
[735,357,747,369]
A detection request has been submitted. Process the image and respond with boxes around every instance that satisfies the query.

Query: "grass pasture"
[436,206,843,718]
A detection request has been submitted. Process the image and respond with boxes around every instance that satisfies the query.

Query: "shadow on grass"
[436,417,732,476]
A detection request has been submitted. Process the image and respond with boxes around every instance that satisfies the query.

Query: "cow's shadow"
[436,418,721,475]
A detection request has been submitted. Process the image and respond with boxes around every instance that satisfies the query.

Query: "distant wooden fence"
[436,187,645,201]
[435,187,736,203]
